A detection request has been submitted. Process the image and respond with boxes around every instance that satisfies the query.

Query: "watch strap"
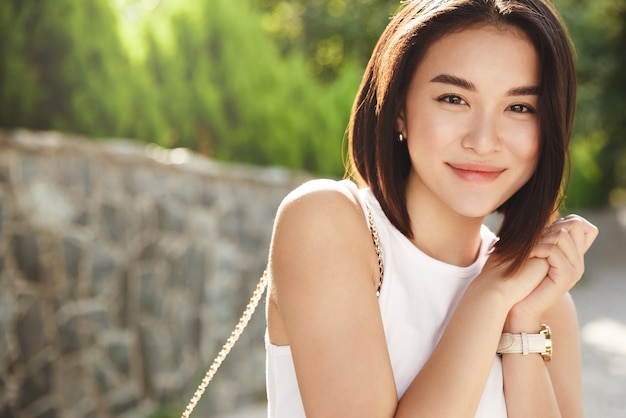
[497,333,546,355]
[496,324,552,361]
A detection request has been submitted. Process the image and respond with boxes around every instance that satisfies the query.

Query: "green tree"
[0,0,361,176]
[253,0,399,80]
[555,0,626,208]
[0,0,160,138]
[128,0,358,174]
[598,2,626,207]
[3,0,623,200]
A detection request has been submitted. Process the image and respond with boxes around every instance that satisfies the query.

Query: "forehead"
[414,25,540,89]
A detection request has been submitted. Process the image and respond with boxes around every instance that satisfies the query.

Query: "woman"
[265,0,598,416]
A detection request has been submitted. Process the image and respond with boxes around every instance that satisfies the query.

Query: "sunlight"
[169,148,191,165]
[617,205,626,229]
[145,144,191,165]
[581,318,626,376]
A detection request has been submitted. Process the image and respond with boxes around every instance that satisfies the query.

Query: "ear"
[396,110,407,136]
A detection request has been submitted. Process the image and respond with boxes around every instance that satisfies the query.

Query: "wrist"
[504,306,540,333]
[466,274,513,320]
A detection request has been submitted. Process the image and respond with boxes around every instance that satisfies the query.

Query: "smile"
[448,163,505,184]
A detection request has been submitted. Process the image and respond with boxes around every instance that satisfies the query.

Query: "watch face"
[540,324,552,361]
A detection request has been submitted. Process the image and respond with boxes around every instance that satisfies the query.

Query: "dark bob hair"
[348,0,576,272]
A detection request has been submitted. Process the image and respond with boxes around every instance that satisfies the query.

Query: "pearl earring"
[398,133,405,142]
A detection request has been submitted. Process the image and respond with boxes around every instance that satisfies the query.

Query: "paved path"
[570,207,626,417]
[217,208,626,418]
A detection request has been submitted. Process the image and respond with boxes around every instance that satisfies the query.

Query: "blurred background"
[0,0,624,417]
[2,0,625,207]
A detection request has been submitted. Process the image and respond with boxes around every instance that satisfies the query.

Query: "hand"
[506,215,598,331]
[479,255,548,307]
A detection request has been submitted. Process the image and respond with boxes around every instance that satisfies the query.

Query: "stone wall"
[0,130,309,418]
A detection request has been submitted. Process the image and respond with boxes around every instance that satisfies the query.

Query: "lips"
[448,163,505,184]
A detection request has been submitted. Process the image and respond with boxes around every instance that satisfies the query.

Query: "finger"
[548,216,585,256]
[531,240,574,271]
[538,228,582,258]
[551,215,598,254]
[532,242,583,288]
[531,228,584,269]
[580,217,599,253]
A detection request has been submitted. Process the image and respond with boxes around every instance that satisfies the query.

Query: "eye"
[438,94,467,105]
[508,103,536,114]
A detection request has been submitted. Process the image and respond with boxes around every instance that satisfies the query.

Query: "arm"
[502,293,584,418]
[502,215,597,418]
[388,215,595,417]
[267,180,398,417]
[544,294,584,417]
[394,257,550,417]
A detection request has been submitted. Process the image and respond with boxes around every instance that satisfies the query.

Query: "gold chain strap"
[364,203,384,296]
[181,270,269,418]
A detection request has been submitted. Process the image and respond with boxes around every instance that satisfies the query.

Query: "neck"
[405,176,484,267]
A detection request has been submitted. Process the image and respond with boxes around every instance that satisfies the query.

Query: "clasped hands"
[483,214,599,330]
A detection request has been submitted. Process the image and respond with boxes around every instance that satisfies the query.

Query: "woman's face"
[398,25,540,219]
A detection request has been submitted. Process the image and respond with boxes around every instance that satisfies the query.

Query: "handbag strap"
[364,202,385,296]
[182,271,269,418]
[181,200,384,417]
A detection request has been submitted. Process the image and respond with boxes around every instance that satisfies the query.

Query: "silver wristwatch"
[496,324,552,361]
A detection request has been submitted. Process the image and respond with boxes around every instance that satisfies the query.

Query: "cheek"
[407,108,461,150]
[506,122,541,166]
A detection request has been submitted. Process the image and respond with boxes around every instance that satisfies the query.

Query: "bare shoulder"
[271,178,374,265]
[275,178,362,220]
[267,179,381,344]
[271,179,371,253]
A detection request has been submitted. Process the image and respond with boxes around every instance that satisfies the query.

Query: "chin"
[449,200,501,220]
[453,208,493,220]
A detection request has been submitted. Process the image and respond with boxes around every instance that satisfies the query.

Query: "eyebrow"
[430,73,539,96]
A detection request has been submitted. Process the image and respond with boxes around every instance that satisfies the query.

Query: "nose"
[461,110,501,154]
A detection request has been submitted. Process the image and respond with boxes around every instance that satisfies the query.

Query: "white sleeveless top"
[265,181,507,417]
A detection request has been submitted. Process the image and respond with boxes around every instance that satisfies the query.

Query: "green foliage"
[1,0,625,204]
[253,0,400,80]
[554,0,626,208]
[0,0,360,177]
[0,0,157,138]
[130,0,358,174]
